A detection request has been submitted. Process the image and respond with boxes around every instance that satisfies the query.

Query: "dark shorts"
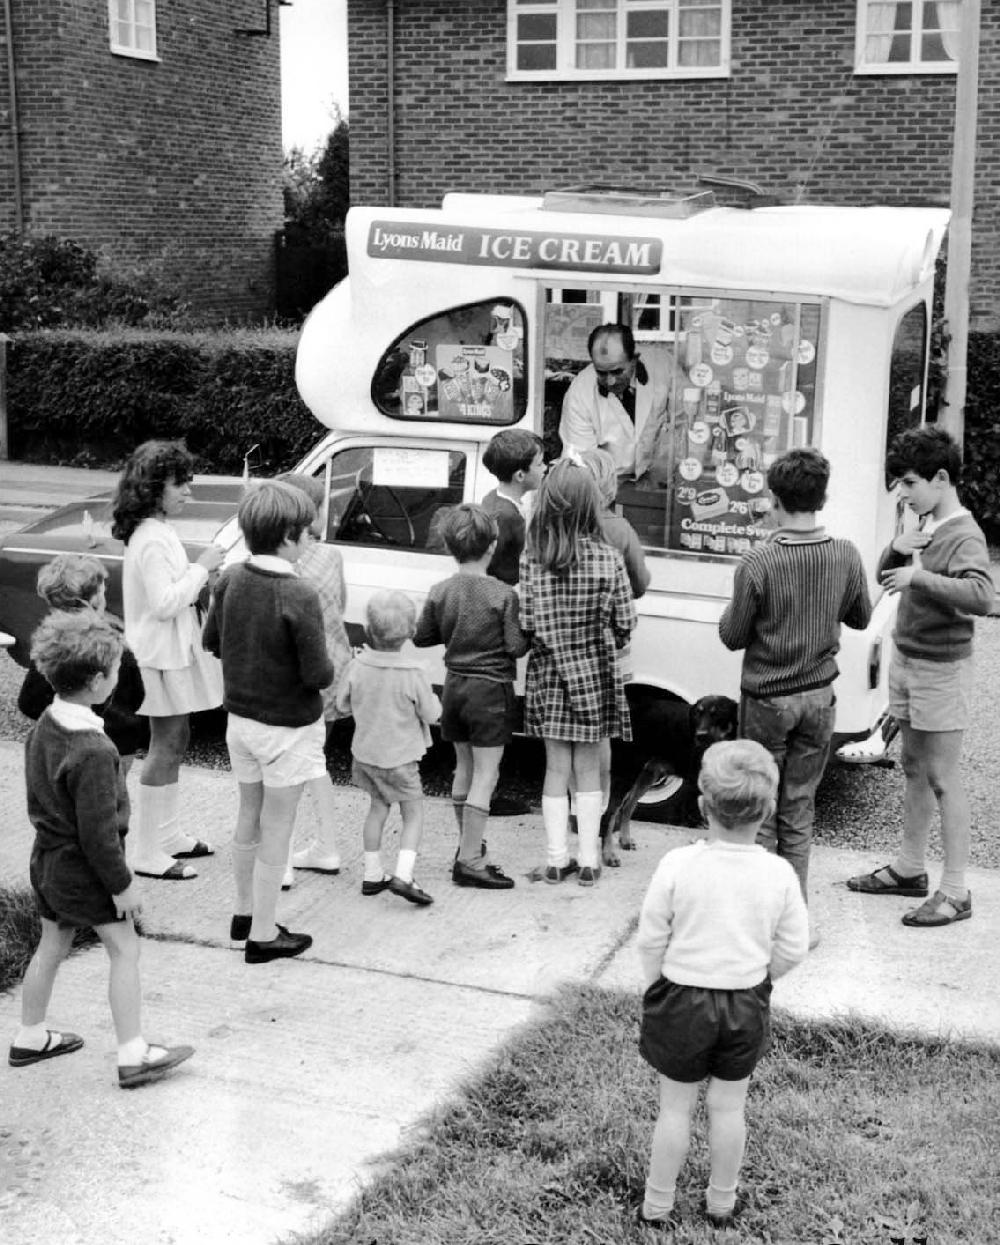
[440,674,518,748]
[640,976,772,1083]
[30,855,118,929]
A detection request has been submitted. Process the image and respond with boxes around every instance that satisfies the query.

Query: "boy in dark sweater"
[719,449,871,926]
[203,481,334,963]
[415,504,529,888]
[848,426,993,927]
[11,610,193,1088]
[480,428,545,586]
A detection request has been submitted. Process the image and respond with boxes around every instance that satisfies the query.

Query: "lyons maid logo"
[368,221,661,275]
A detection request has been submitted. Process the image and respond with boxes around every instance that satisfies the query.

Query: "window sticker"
[371,447,451,489]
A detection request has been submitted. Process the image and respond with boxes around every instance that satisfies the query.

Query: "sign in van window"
[373,299,528,425]
[368,221,661,275]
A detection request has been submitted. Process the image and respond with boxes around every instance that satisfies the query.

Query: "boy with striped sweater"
[719,449,871,921]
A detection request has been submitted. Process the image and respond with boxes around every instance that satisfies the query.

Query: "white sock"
[363,851,385,883]
[231,841,258,914]
[157,783,197,856]
[395,848,416,883]
[133,784,180,874]
[13,1022,49,1050]
[542,795,570,868]
[575,790,604,869]
[706,1181,737,1215]
[117,1036,147,1067]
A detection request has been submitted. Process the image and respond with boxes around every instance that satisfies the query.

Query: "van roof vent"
[541,185,716,219]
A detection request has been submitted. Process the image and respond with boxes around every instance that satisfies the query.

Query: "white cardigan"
[122,518,209,670]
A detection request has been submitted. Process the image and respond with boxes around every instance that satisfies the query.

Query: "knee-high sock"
[132,785,181,874]
[542,795,570,869]
[156,782,201,856]
[249,860,286,943]
[458,803,490,867]
[231,841,257,915]
[575,790,604,870]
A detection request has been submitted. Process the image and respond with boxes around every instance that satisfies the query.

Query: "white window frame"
[108,0,159,62]
[854,0,959,75]
[506,0,731,82]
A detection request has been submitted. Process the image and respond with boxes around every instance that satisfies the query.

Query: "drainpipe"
[386,0,395,205]
[3,0,23,234]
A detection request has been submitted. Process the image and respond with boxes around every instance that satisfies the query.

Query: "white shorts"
[226,714,327,788]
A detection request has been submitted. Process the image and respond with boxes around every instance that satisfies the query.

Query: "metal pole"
[941,0,981,443]
[3,0,24,234]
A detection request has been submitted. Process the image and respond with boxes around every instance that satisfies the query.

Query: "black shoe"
[489,793,531,817]
[388,876,434,906]
[452,860,515,890]
[229,914,252,942]
[244,924,313,963]
[361,876,392,896]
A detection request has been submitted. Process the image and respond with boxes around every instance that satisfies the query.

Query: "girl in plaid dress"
[520,461,637,886]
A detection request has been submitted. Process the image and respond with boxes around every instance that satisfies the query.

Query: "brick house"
[347,0,999,332]
[0,0,283,321]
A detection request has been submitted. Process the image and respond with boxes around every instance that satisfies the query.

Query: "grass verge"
[298,985,999,1245]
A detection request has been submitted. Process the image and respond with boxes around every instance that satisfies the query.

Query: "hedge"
[962,332,1000,537]
[5,328,320,475]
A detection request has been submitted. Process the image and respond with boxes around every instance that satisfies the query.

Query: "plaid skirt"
[523,649,631,743]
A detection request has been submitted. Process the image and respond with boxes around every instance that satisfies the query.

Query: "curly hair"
[30,609,123,696]
[111,440,195,544]
[36,554,108,610]
[525,459,602,574]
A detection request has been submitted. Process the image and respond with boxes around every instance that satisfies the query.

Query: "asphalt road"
[3,518,999,867]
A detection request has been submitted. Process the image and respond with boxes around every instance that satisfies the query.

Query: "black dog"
[601,693,739,865]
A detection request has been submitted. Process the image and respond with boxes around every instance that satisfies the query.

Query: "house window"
[507,0,730,80]
[855,0,959,74]
[109,0,158,61]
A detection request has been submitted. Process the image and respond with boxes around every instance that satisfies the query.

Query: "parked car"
[0,481,244,665]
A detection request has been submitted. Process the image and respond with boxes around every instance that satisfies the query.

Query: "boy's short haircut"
[275,472,326,514]
[698,739,779,830]
[366,589,416,650]
[37,554,108,610]
[580,447,618,509]
[767,448,829,514]
[238,480,316,554]
[440,503,498,563]
[482,428,544,483]
[886,424,962,486]
[30,609,124,695]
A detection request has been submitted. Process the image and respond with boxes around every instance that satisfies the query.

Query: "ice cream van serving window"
[543,288,824,559]
[372,299,528,425]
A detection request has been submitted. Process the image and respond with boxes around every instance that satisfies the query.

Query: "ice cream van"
[290,188,949,743]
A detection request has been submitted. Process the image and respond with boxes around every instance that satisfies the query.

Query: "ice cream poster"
[434,345,514,423]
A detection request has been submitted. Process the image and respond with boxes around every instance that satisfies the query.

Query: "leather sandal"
[134,861,197,881]
[902,889,972,927]
[846,864,928,897]
[9,1029,84,1068]
[173,840,214,859]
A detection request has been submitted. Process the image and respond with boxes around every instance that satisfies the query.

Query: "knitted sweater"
[26,708,132,901]
[636,839,809,990]
[481,490,526,585]
[718,528,872,698]
[335,647,441,767]
[413,572,529,682]
[202,562,334,727]
[878,511,993,662]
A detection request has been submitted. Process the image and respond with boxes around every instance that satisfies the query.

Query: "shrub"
[6,328,320,474]
[0,234,190,330]
[962,331,1000,537]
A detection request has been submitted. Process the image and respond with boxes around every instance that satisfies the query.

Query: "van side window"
[372,299,527,425]
[323,446,467,551]
[884,303,928,488]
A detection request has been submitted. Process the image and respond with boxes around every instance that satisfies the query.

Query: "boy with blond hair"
[336,590,441,907]
[636,739,808,1229]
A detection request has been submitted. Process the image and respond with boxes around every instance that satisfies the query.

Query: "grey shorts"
[351,758,423,805]
[889,652,973,732]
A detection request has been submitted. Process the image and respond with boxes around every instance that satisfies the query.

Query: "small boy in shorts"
[480,428,546,585]
[636,740,808,1229]
[414,504,529,889]
[203,481,334,963]
[11,610,193,1088]
[847,426,993,926]
[335,590,441,907]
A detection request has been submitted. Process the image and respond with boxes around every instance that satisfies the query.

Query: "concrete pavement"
[1,739,999,1245]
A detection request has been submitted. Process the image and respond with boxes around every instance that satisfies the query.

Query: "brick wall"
[348,0,1000,331]
[0,0,283,322]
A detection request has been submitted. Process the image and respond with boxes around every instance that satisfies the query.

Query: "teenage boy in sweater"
[203,481,334,964]
[719,448,871,925]
[847,426,993,927]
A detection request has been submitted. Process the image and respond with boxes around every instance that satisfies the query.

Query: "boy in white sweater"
[636,740,809,1230]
